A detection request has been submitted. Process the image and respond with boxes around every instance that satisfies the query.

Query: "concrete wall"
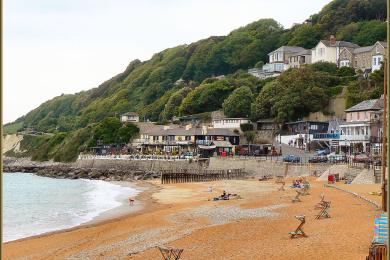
[73,159,207,171]
[73,157,332,178]
[208,157,330,177]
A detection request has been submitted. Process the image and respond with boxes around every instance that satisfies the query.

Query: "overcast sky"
[3,0,331,123]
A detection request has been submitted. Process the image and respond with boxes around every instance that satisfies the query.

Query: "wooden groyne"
[160,168,246,184]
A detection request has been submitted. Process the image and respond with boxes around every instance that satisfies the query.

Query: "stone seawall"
[3,157,209,181]
[73,158,208,171]
[4,156,339,181]
[209,157,331,177]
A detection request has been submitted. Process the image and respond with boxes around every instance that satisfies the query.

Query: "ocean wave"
[3,173,140,242]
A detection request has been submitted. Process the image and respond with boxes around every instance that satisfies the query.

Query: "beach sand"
[3,177,380,259]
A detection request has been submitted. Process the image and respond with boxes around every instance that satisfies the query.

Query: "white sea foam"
[3,173,140,242]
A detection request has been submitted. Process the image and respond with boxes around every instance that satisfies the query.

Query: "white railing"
[340,134,370,141]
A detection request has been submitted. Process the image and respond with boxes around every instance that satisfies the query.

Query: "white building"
[120,112,140,123]
[311,35,359,64]
[212,118,251,129]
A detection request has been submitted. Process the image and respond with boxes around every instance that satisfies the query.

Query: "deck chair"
[315,201,331,219]
[314,194,325,209]
[292,190,303,203]
[289,215,307,238]
[158,246,184,260]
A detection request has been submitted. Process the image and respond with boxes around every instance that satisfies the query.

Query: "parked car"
[283,154,301,163]
[316,148,330,156]
[309,156,328,163]
[327,154,347,163]
[352,154,372,163]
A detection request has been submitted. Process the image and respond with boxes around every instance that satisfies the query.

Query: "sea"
[3,172,140,242]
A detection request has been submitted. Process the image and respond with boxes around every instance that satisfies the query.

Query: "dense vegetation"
[5,0,387,161]
[6,118,139,162]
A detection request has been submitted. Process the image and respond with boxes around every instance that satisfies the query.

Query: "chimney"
[330,35,336,46]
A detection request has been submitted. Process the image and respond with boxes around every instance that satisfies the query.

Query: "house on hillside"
[263,46,307,73]
[120,112,139,123]
[339,41,387,75]
[288,49,312,68]
[339,97,384,154]
[311,35,359,64]
[211,111,250,130]
[248,46,310,79]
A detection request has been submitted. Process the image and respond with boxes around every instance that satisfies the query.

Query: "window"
[185,136,191,141]
[373,57,377,65]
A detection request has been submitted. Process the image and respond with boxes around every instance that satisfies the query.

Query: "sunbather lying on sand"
[211,191,240,201]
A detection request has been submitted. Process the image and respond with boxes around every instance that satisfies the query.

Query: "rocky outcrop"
[3,157,160,181]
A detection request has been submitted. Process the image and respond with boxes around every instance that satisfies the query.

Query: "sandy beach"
[3,177,381,259]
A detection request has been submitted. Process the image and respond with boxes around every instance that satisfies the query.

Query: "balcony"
[312,133,340,140]
[340,134,370,142]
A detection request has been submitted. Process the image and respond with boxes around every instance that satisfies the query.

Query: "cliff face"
[2,134,24,154]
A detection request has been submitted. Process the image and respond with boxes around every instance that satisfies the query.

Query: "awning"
[198,145,216,150]
[212,140,233,148]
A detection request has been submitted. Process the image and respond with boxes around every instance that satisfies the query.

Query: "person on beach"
[129,198,134,206]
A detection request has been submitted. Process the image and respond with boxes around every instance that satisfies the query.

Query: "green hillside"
[6,0,387,162]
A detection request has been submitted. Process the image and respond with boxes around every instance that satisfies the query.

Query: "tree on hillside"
[254,61,264,69]
[117,123,140,143]
[287,24,324,49]
[251,67,338,122]
[352,20,387,46]
[179,80,236,115]
[161,87,192,120]
[310,62,338,74]
[222,86,253,118]
[91,117,139,145]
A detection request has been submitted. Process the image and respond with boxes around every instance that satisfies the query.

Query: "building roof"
[377,41,388,48]
[353,45,374,54]
[121,112,139,116]
[134,122,179,134]
[345,98,383,112]
[268,46,307,55]
[290,49,312,57]
[146,127,239,137]
[320,40,359,48]
[285,120,329,125]
[206,128,239,136]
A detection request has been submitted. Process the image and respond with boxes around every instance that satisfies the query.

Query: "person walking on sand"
[129,198,134,206]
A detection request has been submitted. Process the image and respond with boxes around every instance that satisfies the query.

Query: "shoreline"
[3,174,160,244]
[3,177,380,259]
